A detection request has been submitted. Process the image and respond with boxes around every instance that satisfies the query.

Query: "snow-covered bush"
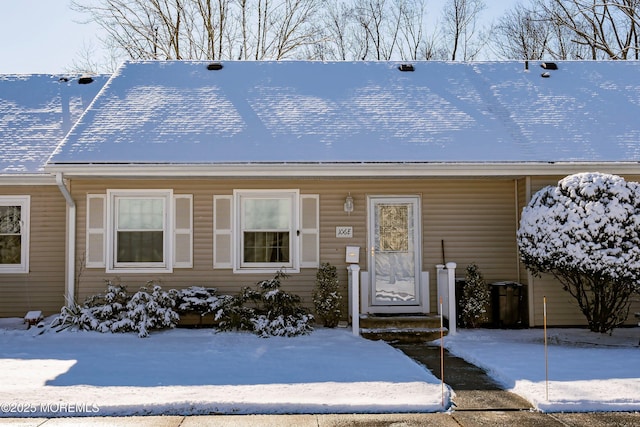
[313,263,342,327]
[117,284,180,337]
[51,276,313,338]
[216,271,314,337]
[51,281,180,337]
[51,282,129,332]
[215,286,260,332]
[252,271,314,337]
[459,263,490,328]
[518,172,640,333]
[175,286,227,316]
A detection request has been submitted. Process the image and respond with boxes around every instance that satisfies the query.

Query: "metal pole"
[544,296,548,401]
[440,296,445,407]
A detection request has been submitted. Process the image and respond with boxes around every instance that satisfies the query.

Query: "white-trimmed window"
[238,190,296,270]
[214,190,319,273]
[0,196,30,273]
[87,191,192,272]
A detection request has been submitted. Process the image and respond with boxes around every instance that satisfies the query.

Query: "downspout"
[525,176,535,327]
[56,173,76,307]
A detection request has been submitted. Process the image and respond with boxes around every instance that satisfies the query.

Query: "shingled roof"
[0,74,107,174]
[46,60,640,169]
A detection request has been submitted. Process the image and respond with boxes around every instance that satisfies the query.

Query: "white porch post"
[348,264,361,336]
[446,262,457,335]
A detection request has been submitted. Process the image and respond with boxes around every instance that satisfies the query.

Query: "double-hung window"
[107,190,171,273]
[238,190,296,270]
[87,190,192,272]
[0,196,30,273]
[213,190,319,273]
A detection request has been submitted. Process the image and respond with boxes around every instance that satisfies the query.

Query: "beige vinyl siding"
[0,186,66,317]
[71,178,522,317]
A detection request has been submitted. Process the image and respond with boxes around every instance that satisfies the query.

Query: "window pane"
[0,206,21,234]
[117,231,163,262]
[0,235,21,264]
[243,232,289,263]
[118,199,163,229]
[243,199,290,229]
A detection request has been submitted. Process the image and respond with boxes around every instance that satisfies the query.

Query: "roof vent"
[207,62,223,71]
[540,62,558,70]
[59,77,69,82]
[78,76,94,84]
[398,63,414,72]
[541,72,551,78]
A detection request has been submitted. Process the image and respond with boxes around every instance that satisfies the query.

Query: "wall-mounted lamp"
[344,193,354,215]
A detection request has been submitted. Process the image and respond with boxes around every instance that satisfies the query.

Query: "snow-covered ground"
[0,318,446,417]
[0,317,638,417]
[443,327,640,413]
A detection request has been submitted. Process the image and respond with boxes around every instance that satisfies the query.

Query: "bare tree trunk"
[493,3,550,60]
[538,0,640,60]
[441,0,489,61]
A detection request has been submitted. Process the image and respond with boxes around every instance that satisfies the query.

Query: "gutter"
[44,161,640,179]
[55,173,76,308]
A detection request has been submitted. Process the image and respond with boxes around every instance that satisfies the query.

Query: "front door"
[368,196,422,310]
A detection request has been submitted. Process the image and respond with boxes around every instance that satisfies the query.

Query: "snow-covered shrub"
[175,286,227,316]
[51,282,129,332]
[313,262,342,327]
[51,281,180,337]
[252,271,314,337]
[518,172,640,333]
[118,284,180,337]
[459,263,490,328]
[215,286,260,332]
[216,271,314,337]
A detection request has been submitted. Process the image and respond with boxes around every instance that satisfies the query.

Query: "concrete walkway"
[1,343,638,426]
[392,342,639,426]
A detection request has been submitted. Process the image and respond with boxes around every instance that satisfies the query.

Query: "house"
[5,60,640,329]
[0,74,107,317]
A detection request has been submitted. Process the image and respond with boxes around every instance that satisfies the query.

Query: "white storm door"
[369,196,422,306]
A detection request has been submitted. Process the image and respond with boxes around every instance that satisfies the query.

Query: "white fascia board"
[0,174,58,185]
[44,162,640,178]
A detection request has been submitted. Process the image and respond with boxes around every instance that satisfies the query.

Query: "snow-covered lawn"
[443,327,640,413]
[0,319,446,417]
[1,318,638,417]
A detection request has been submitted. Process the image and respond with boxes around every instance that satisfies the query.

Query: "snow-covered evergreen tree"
[252,271,314,337]
[518,172,640,333]
[313,263,342,327]
[460,263,490,328]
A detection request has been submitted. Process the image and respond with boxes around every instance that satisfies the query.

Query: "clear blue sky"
[1,1,102,74]
[0,1,514,75]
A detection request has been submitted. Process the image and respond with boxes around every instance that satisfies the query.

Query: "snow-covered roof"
[47,60,640,167]
[0,74,107,174]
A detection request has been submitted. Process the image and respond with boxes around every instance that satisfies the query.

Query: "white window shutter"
[213,195,233,269]
[300,194,319,268]
[86,194,106,268]
[173,194,193,268]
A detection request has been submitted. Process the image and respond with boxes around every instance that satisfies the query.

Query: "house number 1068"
[336,226,353,238]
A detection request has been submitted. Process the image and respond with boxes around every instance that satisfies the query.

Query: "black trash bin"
[490,281,526,328]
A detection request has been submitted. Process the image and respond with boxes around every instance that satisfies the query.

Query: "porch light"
[344,193,354,215]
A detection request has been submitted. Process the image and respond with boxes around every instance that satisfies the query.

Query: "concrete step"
[359,314,447,343]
